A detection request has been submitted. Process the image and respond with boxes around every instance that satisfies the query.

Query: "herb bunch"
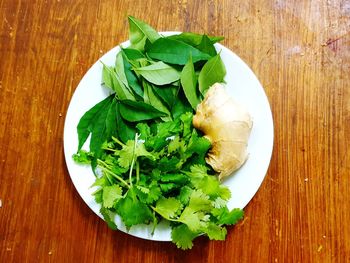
[73,16,243,249]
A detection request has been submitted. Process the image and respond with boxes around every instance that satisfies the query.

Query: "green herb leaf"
[155,197,183,219]
[72,150,94,164]
[188,190,212,212]
[121,51,144,98]
[122,47,146,60]
[198,53,226,95]
[102,185,123,208]
[128,16,160,50]
[76,95,114,151]
[178,207,207,232]
[116,188,153,228]
[143,81,171,120]
[212,207,244,225]
[147,38,211,65]
[153,85,178,109]
[115,52,129,87]
[180,56,200,109]
[115,103,136,143]
[204,223,227,240]
[167,32,224,46]
[119,99,168,122]
[102,64,135,100]
[133,61,180,85]
[100,207,118,230]
[136,181,162,204]
[171,224,197,250]
[170,90,193,119]
[117,140,155,169]
[196,34,217,57]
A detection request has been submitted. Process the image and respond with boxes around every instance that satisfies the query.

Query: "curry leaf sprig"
[73,16,242,249]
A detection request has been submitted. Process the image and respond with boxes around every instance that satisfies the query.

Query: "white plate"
[63,32,274,241]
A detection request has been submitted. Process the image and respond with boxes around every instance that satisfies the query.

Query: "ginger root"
[193,83,253,181]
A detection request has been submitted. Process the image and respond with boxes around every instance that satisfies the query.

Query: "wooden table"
[1,0,349,262]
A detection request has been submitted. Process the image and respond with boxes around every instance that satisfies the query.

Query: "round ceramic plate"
[63,32,274,241]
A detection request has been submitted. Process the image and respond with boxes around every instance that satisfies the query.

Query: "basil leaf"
[180,56,200,110]
[102,64,135,100]
[198,53,226,95]
[119,100,168,122]
[166,32,224,46]
[133,61,180,85]
[196,34,217,56]
[128,16,160,50]
[77,95,114,151]
[146,38,211,65]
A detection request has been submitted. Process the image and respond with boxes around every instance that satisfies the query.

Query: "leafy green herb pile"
[73,16,243,249]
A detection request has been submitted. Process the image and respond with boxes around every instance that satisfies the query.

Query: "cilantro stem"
[97,159,130,188]
[112,136,125,147]
[102,147,117,152]
[128,133,139,187]
[136,161,140,183]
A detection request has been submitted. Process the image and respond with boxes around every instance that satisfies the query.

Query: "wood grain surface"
[1,0,349,262]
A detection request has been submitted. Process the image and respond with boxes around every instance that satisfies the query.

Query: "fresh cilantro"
[204,223,227,240]
[116,188,153,228]
[178,207,207,232]
[212,207,244,225]
[72,150,94,164]
[154,197,183,219]
[117,140,155,168]
[188,190,212,212]
[100,207,118,230]
[102,185,123,208]
[171,224,197,250]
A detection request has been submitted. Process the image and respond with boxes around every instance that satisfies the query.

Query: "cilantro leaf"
[155,197,183,219]
[100,207,118,230]
[188,190,212,212]
[212,197,227,208]
[171,224,197,250]
[116,188,153,228]
[177,186,193,205]
[167,136,185,154]
[159,183,177,193]
[72,150,94,164]
[102,185,123,208]
[135,181,162,204]
[117,140,155,168]
[160,173,188,184]
[212,207,244,225]
[204,223,227,240]
[178,207,207,232]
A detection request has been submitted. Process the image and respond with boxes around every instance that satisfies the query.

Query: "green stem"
[97,159,130,188]
[112,136,125,147]
[128,133,139,187]
[136,161,140,183]
[102,147,117,152]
